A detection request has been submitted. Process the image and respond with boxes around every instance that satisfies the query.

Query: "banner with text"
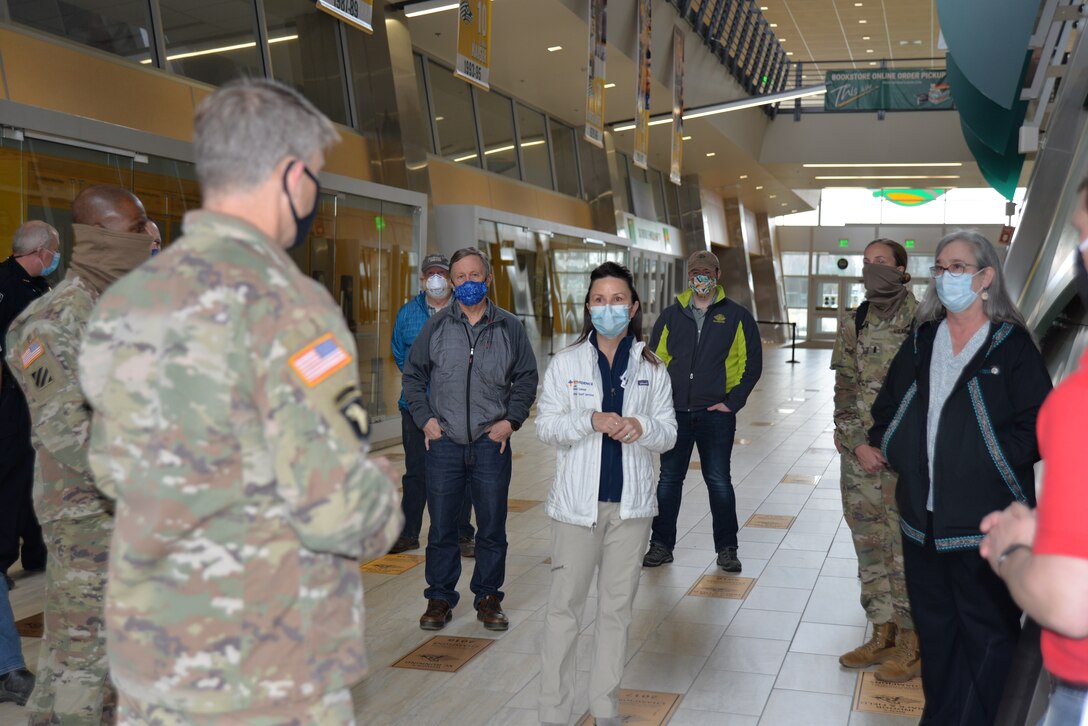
[584,0,607,147]
[315,0,373,33]
[455,0,492,91]
[633,0,652,170]
[824,69,953,111]
[670,27,684,186]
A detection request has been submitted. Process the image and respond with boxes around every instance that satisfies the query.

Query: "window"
[414,54,436,153]
[476,90,519,179]
[549,120,580,197]
[159,0,263,86]
[781,252,810,276]
[651,170,669,224]
[262,0,350,125]
[516,104,552,190]
[7,0,154,64]
[428,61,480,166]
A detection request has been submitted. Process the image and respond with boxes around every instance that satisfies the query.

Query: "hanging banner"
[669,27,684,186]
[315,0,373,34]
[584,0,608,148]
[632,0,652,170]
[824,69,953,111]
[455,0,492,91]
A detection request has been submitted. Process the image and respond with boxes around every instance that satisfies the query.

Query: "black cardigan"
[869,320,1052,552]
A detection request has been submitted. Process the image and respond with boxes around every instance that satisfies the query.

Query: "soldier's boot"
[874,629,921,682]
[838,622,897,668]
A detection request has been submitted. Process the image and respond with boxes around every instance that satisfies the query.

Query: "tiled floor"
[0,346,916,725]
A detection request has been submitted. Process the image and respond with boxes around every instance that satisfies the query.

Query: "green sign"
[825,69,954,111]
[839,239,849,248]
[905,239,916,248]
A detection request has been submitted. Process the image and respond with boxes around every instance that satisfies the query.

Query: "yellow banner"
[455,0,492,91]
[670,27,684,186]
[584,0,607,148]
[633,0,652,170]
[314,0,373,34]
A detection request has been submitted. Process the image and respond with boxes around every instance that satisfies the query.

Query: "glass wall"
[160,0,264,86]
[0,131,421,423]
[428,60,481,167]
[263,0,350,125]
[516,104,552,190]
[476,90,519,179]
[776,187,1029,227]
[7,0,154,63]
[549,121,581,197]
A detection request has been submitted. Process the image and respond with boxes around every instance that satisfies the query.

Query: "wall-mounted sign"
[825,69,952,111]
[315,0,373,34]
[617,212,679,256]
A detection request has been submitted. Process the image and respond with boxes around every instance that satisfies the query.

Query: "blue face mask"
[453,280,489,306]
[41,249,59,277]
[935,270,981,313]
[590,304,631,339]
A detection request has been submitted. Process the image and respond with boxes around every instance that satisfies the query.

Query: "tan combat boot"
[839,622,897,668]
[874,628,921,682]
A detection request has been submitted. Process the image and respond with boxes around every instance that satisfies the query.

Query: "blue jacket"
[392,292,431,411]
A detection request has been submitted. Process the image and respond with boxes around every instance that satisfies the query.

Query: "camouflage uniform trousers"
[839,451,913,630]
[116,688,356,725]
[27,512,116,726]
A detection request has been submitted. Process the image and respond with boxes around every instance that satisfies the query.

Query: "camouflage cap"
[421,253,450,273]
[687,250,720,271]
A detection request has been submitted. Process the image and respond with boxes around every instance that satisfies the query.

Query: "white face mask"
[425,273,450,299]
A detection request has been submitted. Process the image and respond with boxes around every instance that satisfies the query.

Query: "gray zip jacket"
[403,300,539,445]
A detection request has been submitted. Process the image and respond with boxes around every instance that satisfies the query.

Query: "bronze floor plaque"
[853,672,924,717]
[688,575,756,600]
[507,499,541,513]
[15,612,43,638]
[746,514,795,529]
[392,635,494,673]
[751,421,773,427]
[360,553,425,575]
[576,689,683,725]
[781,474,820,485]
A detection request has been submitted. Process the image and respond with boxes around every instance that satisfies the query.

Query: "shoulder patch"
[21,339,44,368]
[289,333,352,387]
[336,386,370,440]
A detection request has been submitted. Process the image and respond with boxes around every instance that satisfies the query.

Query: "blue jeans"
[424,436,511,608]
[0,576,24,676]
[1039,683,1088,725]
[400,411,474,541]
[650,410,738,552]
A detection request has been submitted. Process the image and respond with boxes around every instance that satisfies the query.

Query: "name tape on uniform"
[289,333,352,387]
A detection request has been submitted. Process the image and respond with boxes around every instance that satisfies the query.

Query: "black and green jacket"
[649,287,762,413]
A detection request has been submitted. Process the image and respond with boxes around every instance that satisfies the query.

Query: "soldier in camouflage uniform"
[831,239,921,683]
[77,79,402,724]
[5,185,154,725]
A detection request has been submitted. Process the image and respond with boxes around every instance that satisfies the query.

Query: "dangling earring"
[980,289,990,301]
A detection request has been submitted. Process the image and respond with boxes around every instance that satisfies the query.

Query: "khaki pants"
[116,688,355,725]
[539,503,651,723]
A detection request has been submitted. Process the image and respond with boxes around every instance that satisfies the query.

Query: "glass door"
[808,275,864,341]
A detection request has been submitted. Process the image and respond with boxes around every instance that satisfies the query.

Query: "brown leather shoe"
[419,599,452,631]
[475,594,509,631]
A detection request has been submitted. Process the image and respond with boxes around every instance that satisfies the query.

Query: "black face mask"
[283,162,320,250]
[1075,248,1088,310]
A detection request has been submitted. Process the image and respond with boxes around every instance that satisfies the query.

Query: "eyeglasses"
[929,262,982,278]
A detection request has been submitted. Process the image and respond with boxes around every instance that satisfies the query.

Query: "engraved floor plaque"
[853,672,924,717]
[688,575,756,600]
[507,499,541,512]
[781,474,820,485]
[360,553,425,575]
[15,612,43,638]
[576,689,683,725]
[751,421,774,427]
[745,514,796,529]
[392,636,495,673]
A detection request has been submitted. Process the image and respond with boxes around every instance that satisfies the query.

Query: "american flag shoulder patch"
[289,333,352,387]
[21,339,45,369]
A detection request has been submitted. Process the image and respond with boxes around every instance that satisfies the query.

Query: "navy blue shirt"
[593,333,633,502]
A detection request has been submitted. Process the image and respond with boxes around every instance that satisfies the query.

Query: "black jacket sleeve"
[995,332,1052,472]
[504,318,539,429]
[724,310,763,413]
[869,334,917,453]
[403,315,439,429]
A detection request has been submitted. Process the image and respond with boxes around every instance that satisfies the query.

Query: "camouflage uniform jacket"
[831,293,917,453]
[4,274,110,525]
[78,210,400,713]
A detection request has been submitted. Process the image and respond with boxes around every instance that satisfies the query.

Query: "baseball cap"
[421,253,450,272]
[687,250,720,271]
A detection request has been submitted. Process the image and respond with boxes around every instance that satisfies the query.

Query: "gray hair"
[449,247,492,277]
[193,78,341,195]
[12,220,58,256]
[915,229,1028,329]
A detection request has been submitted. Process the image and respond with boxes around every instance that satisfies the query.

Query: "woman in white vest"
[536,261,676,726]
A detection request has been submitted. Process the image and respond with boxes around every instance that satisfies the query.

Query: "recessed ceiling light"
[854,2,863,5]
[547,46,563,52]
[862,36,871,40]
[404,1,459,18]
[781,202,788,206]
[813,175,961,180]
[706,152,716,157]
[859,19,867,23]
[769,194,777,198]
[804,162,963,168]
[604,82,616,88]
[780,38,787,42]
[869,61,877,65]
[435,116,445,121]
[740,174,748,179]
[682,135,692,140]
[786,51,794,55]
[755,185,764,190]
[791,209,798,213]
[760,5,769,9]
[866,49,874,53]
[770,23,778,27]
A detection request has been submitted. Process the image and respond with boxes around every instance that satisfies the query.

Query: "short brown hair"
[449,247,491,277]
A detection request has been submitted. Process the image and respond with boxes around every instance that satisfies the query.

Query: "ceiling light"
[770,23,778,27]
[403,1,459,18]
[869,61,877,65]
[756,185,764,190]
[859,19,868,23]
[779,38,787,42]
[139,34,298,63]
[760,5,769,9]
[706,152,716,157]
[781,202,788,206]
[814,175,961,180]
[740,174,748,179]
[453,152,478,162]
[682,135,692,140]
[791,209,798,212]
[520,140,546,148]
[862,36,871,40]
[854,2,863,5]
[804,162,963,168]
[786,51,794,55]
[769,194,777,198]
[547,46,563,52]
[435,116,445,121]
[610,84,827,131]
[866,49,874,53]
[605,82,616,88]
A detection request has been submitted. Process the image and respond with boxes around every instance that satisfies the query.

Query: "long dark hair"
[572,261,660,365]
